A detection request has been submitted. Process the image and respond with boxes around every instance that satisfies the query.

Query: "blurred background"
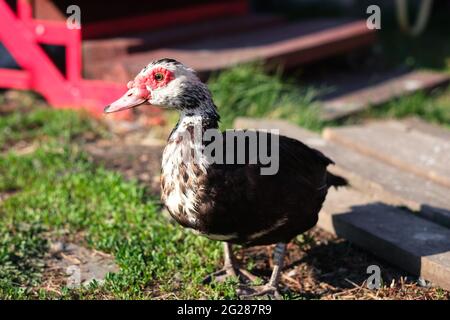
[0,0,449,300]
[1,0,450,130]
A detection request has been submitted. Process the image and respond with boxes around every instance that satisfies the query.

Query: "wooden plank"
[0,68,31,90]
[234,118,450,228]
[86,19,376,82]
[17,0,33,20]
[320,71,450,120]
[32,0,66,21]
[234,118,320,141]
[323,121,450,189]
[83,14,284,64]
[324,145,450,229]
[401,117,450,141]
[320,187,450,291]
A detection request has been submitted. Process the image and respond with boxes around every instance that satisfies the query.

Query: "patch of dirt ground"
[85,140,164,195]
[40,240,118,297]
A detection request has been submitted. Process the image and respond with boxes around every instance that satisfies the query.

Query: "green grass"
[362,89,450,128]
[0,107,234,299]
[208,63,328,131]
[0,222,48,297]
[0,152,231,299]
[0,107,105,149]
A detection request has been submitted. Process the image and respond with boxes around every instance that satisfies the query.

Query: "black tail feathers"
[326,171,348,189]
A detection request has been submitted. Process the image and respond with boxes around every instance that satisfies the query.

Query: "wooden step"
[234,118,450,227]
[234,117,450,290]
[83,14,284,64]
[324,145,450,228]
[401,117,450,141]
[321,188,450,291]
[323,121,450,189]
[0,68,31,90]
[85,19,376,82]
[320,70,450,121]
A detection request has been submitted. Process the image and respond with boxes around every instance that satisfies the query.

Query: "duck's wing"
[206,131,332,188]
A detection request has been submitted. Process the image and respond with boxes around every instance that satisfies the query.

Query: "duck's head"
[104,58,215,115]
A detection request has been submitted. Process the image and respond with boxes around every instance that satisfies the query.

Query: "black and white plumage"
[105,58,346,298]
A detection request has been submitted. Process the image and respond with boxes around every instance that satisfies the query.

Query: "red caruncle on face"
[127,67,175,99]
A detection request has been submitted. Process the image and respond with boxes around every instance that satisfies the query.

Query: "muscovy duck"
[104,58,346,298]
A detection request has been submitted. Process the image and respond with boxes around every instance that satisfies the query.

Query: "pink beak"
[104,88,149,114]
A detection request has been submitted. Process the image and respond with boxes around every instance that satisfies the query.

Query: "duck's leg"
[237,243,286,300]
[203,242,258,284]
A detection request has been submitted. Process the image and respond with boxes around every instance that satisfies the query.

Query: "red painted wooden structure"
[0,0,132,117]
[0,0,248,118]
